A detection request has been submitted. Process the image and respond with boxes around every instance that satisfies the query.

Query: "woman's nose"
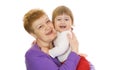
[45,24,50,30]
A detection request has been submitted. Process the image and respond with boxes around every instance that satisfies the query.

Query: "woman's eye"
[38,25,42,29]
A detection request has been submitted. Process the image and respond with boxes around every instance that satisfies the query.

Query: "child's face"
[54,14,72,32]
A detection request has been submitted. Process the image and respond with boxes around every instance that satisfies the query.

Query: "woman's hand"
[67,32,79,54]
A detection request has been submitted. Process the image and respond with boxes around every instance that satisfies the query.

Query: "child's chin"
[61,29,69,31]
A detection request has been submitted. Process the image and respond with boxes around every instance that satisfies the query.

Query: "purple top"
[25,44,80,70]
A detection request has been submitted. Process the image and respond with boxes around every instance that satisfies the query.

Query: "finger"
[67,33,71,40]
[71,31,77,40]
[71,31,75,37]
[79,53,88,57]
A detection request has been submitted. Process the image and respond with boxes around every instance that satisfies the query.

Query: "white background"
[0,0,120,70]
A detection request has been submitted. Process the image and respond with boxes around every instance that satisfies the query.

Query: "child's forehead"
[57,13,70,16]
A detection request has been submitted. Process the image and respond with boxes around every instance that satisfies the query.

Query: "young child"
[49,6,95,70]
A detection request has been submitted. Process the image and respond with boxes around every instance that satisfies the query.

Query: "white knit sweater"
[49,30,72,62]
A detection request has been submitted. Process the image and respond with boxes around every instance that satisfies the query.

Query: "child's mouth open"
[59,26,66,29]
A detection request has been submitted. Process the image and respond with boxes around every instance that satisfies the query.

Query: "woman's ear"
[30,33,37,38]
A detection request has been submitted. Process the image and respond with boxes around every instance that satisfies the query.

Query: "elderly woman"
[23,9,80,70]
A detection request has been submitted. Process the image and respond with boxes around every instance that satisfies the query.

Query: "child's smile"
[54,14,72,32]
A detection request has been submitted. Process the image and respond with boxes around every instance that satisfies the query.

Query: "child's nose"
[61,20,65,23]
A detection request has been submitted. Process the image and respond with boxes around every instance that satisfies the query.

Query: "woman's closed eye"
[37,25,43,29]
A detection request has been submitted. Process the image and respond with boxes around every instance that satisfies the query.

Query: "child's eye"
[57,18,61,21]
[65,18,69,21]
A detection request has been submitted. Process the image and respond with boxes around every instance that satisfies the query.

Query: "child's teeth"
[60,26,66,28]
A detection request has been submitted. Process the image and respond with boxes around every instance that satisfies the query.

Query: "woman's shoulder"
[25,44,45,58]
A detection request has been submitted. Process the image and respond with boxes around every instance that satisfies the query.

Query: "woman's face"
[31,15,57,43]
[54,14,72,32]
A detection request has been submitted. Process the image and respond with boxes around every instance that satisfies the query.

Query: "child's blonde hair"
[52,6,74,25]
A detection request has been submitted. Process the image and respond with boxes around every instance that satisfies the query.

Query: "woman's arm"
[25,50,80,70]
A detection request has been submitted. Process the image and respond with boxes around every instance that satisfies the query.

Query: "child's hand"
[79,53,88,57]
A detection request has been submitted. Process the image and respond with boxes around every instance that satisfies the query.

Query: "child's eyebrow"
[56,16,61,18]
[64,16,70,18]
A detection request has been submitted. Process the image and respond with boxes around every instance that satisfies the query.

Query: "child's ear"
[30,33,37,38]
[71,27,73,30]
[71,25,74,31]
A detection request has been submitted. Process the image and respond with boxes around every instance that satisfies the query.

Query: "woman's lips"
[46,30,53,35]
